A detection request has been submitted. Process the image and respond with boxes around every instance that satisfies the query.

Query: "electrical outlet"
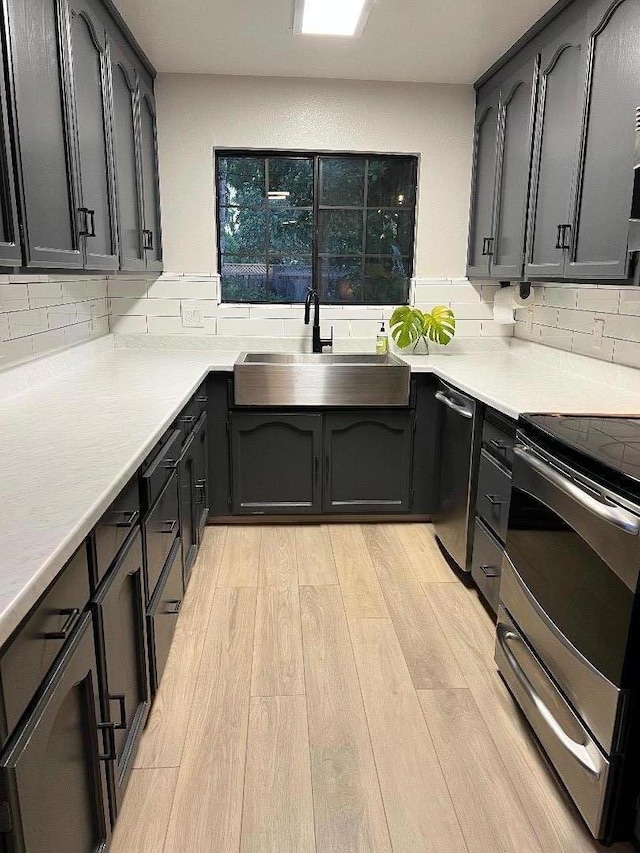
[182,304,204,328]
[525,306,534,334]
[593,316,605,350]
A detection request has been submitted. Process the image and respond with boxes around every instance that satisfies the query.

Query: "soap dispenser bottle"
[376,321,389,354]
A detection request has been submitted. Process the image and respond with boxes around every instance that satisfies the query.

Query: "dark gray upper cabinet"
[67,0,118,270]
[525,19,587,279]
[466,87,500,278]
[138,80,163,270]
[490,57,540,279]
[0,26,21,266]
[323,412,413,513]
[6,0,84,268]
[109,41,145,271]
[566,0,640,280]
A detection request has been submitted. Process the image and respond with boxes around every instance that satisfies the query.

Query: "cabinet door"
[93,529,149,818]
[0,614,110,853]
[67,0,118,270]
[193,412,209,541]
[525,20,587,278]
[137,82,162,270]
[6,0,84,268]
[147,540,182,692]
[566,0,640,280]
[467,87,500,278]
[490,57,540,280]
[230,413,322,514]
[323,412,413,513]
[0,32,21,266]
[109,40,145,270]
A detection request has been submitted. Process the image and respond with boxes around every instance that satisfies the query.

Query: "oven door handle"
[435,390,473,419]
[514,445,640,535]
[496,623,602,779]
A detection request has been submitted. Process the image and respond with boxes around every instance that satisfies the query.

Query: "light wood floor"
[111,523,633,853]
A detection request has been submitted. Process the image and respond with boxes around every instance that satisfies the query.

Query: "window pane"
[219,206,266,253]
[268,256,312,302]
[217,156,265,206]
[220,255,268,301]
[319,210,363,254]
[367,158,415,207]
[319,257,363,303]
[268,157,313,206]
[366,210,413,256]
[364,257,409,303]
[268,208,313,253]
[320,157,365,206]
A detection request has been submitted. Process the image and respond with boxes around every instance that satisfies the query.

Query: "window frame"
[214,148,419,305]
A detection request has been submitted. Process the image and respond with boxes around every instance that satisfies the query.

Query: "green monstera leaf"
[389,306,424,349]
[390,304,456,349]
[422,305,456,345]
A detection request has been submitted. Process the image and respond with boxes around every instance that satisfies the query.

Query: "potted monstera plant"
[390,305,456,353]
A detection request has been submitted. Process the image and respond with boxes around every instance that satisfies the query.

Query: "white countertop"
[1,336,640,646]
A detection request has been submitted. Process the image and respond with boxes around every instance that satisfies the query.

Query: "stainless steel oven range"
[496,414,640,843]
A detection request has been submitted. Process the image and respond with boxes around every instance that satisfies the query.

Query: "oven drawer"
[476,449,511,542]
[500,554,624,755]
[495,606,612,839]
[471,518,503,614]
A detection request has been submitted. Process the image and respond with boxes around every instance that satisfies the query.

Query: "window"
[216,151,417,304]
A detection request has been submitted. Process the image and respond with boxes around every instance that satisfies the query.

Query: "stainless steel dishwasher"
[433,381,481,571]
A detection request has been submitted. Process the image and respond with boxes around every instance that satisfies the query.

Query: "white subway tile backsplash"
[110,314,148,334]
[8,308,48,338]
[603,313,640,343]
[451,302,494,320]
[556,308,594,334]
[575,288,619,313]
[0,335,35,363]
[0,313,8,341]
[543,287,578,309]
[218,317,284,337]
[533,306,558,327]
[146,277,216,300]
[107,279,150,299]
[0,284,29,313]
[613,339,640,369]
[47,305,78,329]
[147,316,217,335]
[619,289,640,316]
[572,330,615,361]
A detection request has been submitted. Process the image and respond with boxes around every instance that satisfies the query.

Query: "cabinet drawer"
[140,428,182,509]
[93,474,140,586]
[176,385,207,446]
[148,539,182,692]
[476,449,512,542]
[143,469,180,601]
[482,419,516,470]
[0,545,91,743]
[471,517,504,614]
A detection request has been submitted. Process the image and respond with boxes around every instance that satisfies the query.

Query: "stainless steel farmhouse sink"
[234,352,410,406]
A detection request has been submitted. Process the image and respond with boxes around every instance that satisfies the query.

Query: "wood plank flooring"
[111,522,634,853]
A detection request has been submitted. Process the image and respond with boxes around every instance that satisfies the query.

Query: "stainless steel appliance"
[496,414,640,842]
[433,381,481,571]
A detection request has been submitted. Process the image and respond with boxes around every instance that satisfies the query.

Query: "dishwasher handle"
[435,390,474,419]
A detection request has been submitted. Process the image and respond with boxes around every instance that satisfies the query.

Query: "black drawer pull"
[97,721,117,761]
[106,509,139,527]
[143,229,154,250]
[485,494,508,506]
[179,415,197,424]
[195,396,207,404]
[44,607,80,640]
[78,207,96,237]
[160,520,178,535]
[489,439,511,450]
[110,693,127,730]
[479,564,500,578]
[165,599,182,615]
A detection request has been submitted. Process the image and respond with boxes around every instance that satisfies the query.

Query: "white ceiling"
[115,0,557,84]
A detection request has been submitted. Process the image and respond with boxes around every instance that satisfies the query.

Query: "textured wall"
[514,283,640,369]
[155,73,474,277]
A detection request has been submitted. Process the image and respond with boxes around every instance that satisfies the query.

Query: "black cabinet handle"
[482,236,494,256]
[44,607,80,640]
[485,494,508,506]
[165,599,182,615]
[325,455,330,482]
[179,415,197,424]
[314,456,320,482]
[78,207,96,237]
[106,509,139,528]
[556,224,571,250]
[143,229,154,250]
[110,694,127,730]
[489,439,511,450]
[555,224,563,249]
[479,564,500,578]
[195,396,207,404]
[160,520,178,535]
[97,721,117,761]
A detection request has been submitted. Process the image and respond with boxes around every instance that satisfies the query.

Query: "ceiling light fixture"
[293,0,376,37]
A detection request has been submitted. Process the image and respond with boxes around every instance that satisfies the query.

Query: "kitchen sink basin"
[234,351,410,406]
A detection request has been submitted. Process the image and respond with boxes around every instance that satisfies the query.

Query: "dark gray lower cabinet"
[323,412,413,513]
[0,614,110,853]
[92,528,149,819]
[230,413,323,514]
[147,540,183,692]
